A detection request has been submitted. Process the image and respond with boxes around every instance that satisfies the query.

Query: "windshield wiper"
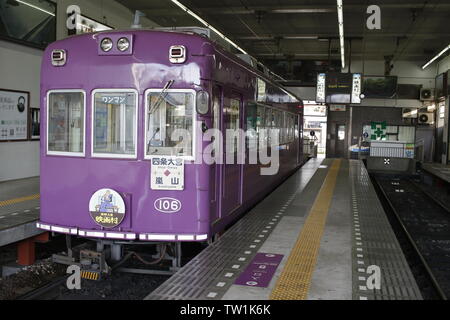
[147,127,162,153]
[149,80,174,114]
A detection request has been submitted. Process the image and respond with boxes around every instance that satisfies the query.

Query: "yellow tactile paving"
[0,194,40,207]
[270,159,342,300]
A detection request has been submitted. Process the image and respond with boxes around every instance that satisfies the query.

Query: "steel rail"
[372,176,447,300]
[15,275,69,300]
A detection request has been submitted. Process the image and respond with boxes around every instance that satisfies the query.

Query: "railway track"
[372,173,450,300]
[16,275,69,300]
[14,264,171,300]
[13,243,204,300]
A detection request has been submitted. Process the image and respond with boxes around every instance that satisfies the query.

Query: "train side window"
[264,108,273,146]
[213,92,220,130]
[225,98,240,153]
[47,90,85,156]
[287,113,293,142]
[246,103,258,150]
[145,90,194,158]
[92,90,137,158]
[291,114,296,141]
[255,105,265,150]
[287,113,292,143]
[287,113,294,142]
[295,115,300,139]
[246,103,257,131]
[273,110,282,146]
[281,112,287,144]
[264,108,272,128]
[256,105,265,130]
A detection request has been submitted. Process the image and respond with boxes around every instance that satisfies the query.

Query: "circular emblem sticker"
[89,188,125,228]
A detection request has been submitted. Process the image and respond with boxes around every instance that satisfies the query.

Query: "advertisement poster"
[0,89,29,141]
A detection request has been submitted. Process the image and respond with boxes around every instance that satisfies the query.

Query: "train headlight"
[117,37,130,52]
[196,91,209,115]
[51,49,66,66]
[100,38,113,52]
[169,45,186,63]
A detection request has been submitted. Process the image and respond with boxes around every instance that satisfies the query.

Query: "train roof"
[45,28,302,105]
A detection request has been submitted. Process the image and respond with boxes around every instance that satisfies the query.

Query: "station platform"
[0,177,42,247]
[422,163,450,183]
[146,158,422,300]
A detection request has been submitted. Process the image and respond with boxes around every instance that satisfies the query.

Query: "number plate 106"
[154,197,181,213]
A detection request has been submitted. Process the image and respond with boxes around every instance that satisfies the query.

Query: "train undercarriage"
[52,235,186,280]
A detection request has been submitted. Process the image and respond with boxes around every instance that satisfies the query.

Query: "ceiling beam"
[236,33,450,40]
[139,3,450,16]
[255,52,430,58]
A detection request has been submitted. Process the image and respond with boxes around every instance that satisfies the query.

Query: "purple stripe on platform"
[234,253,284,288]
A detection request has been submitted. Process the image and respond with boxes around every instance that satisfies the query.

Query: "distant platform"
[0,177,42,247]
[422,163,450,183]
[146,159,421,300]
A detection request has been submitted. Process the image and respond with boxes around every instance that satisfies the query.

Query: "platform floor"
[0,177,41,247]
[422,163,450,183]
[146,158,422,300]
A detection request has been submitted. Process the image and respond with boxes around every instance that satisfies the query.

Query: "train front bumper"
[36,221,209,242]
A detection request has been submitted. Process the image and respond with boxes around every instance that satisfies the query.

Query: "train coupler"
[79,249,110,277]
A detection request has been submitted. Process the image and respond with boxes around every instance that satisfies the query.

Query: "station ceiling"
[118,0,450,78]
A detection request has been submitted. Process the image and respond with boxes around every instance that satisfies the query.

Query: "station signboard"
[151,157,185,190]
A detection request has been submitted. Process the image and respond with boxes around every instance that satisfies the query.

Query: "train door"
[335,124,347,158]
[210,85,222,223]
[327,122,347,158]
[222,92,242,216]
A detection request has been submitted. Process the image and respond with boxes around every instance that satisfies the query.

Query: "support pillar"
[16,232,49,266]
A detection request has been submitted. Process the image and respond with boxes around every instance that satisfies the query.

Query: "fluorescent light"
[170,0,248,54]
[283,36,318,40]
[422,44,450,69]
[336,0,345,69]
[170,0,286,81]
[272,9,334,13]
[16,0,55,16]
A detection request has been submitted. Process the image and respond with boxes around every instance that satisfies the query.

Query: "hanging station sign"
[304,104,327,116]
[315,73,362,104]
[329,104,346,112]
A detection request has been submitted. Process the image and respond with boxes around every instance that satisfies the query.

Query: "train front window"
[47,91,85,156]
[146,91,194,158]
[92,91,137,158]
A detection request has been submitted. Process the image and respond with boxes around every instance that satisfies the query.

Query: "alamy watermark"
[66,5,81,30]
[155,127,284,176]
[66,265,81,290]
[366,5,381,30]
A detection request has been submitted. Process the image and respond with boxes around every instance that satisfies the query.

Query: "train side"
[206,44,304,234]
[37,29,304,242]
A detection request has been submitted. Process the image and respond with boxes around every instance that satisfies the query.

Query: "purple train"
[37,29,304,267]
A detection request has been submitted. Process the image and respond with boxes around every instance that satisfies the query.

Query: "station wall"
[350,60,437,109]
[0,41,42,182]
[289,59,442,159]
[289,59,438,107]
[0,0,159,182]
[437,55,450,75]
